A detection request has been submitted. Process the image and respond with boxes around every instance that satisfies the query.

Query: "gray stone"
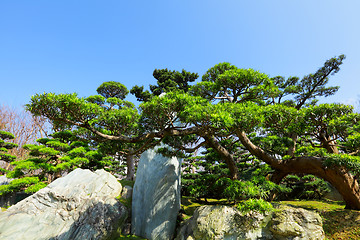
[0,175,12,185]
[121,185,133,200]
[176,205,324,240]
[132,147,181,240]
[0,168,128,240]
[270,205,324,240]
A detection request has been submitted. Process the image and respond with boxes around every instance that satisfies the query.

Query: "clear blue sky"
[1,1,359,110]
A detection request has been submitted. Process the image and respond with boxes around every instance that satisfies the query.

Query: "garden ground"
[181,197,360,240]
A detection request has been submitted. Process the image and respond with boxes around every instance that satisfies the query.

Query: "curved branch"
[55,117,203,143]
[236,130,282,168]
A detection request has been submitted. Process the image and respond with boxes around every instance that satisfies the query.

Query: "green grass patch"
[117,196,132,209]
[279,199,345,212]
[119,179,134,188]
[181,196,202,219]
[181,196,229,219]
[116,235,147,240]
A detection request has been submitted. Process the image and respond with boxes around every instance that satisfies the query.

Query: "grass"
[116,235,146,240]
[119,179,135,188]
[181,196,228,219]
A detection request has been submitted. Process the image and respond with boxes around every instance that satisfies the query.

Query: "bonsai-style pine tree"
[0,130,113,196]
[0,130,41,195]
[26,55,360,210]
[0,130,17,174]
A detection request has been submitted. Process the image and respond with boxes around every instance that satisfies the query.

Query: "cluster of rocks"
[0,148,325,240]
[176,205,324,240]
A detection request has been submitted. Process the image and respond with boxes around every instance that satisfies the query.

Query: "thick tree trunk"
[280,157,360,209]
[237,130,360,210]
[268,169,289,201]
[270,169,289,184]
[203,135,240,180]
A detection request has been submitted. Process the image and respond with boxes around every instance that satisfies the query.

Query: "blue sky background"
[1,1,359,110]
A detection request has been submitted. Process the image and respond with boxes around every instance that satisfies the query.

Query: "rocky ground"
[181,197,360,240]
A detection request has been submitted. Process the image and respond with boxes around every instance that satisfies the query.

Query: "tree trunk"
[268,169,289,201]
[319,133,339,154]
[203,135,239,180]
[270,170,289,184]
[126,150,135,181]
[237,130,360,210]
[280,157,360,209]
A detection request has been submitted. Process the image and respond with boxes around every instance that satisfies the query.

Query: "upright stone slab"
[132,147,181,240]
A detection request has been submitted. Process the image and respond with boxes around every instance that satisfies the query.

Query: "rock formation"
[132,147,182,240]
[176,204,324,240]
[0,168,128,240]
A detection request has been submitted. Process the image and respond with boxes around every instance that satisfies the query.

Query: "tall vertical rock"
[132,147,181,240]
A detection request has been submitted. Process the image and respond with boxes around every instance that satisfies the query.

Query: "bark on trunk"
[319,134,339,154]
[203,135,240,180]
[281,157,360,209]
[268,169,289,201]
[237,130,360,210]
[126,151,135,181]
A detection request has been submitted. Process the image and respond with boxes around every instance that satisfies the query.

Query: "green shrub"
[237,198,274,214]
[279,174,331,200]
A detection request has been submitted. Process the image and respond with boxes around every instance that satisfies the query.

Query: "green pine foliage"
[237,198,274,214]
[2,130,114,195]
[279,174,331,200]
[0,130,17,174]
[0,177,39,195]
[26,54,360,210]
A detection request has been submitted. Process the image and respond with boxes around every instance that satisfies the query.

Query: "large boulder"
[176,205,324,240]
[132,147,182,240]
[0,168,128,240]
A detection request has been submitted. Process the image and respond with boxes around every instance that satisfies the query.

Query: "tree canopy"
[25,54,360,210]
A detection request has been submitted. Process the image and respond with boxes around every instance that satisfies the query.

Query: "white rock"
[176,205,325,240]
[0,168,128,240]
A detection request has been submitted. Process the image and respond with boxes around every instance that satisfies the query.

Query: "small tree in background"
[0,130,17,174]
[0,130,41,196]
[0,104,50,160]
[0,130,114,196]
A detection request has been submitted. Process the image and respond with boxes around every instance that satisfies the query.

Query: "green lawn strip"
[279,199,345,212]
